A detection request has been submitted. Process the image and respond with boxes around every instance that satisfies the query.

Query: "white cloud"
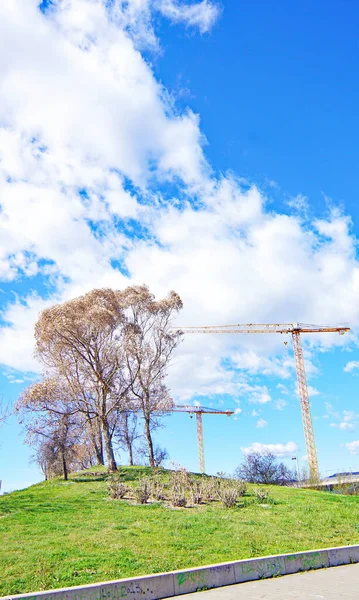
[344,361,359,373]
[157,0,220,33]
[232,351,294,379]
[251,410,259,417]
[344,440,359,455]
[241,441,298,457]
[273,399,287,411]
[276,383,289,395]
[0,0,359,415]
[247,387,271,405]
[307,386,320,397]
[256,418,267,428]
[234,407,242,415]
[343,410,356,422]
[339,422,355,431]
[327,409,358,432]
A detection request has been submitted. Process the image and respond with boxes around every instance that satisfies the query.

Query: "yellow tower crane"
[175,323,350,481]
[172,405,234,474]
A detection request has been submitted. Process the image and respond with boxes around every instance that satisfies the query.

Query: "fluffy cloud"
[327,409,358,432]
[339,422,355,431]
[344,361,359,373]
[157,0,220,33]
[241,441,298,457]
[344,440,359,455]
[255,418,267,428]
[1,0,359,412]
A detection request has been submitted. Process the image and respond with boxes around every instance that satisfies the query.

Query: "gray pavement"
[169,564,359,599]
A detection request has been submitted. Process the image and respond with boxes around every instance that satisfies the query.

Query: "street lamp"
[292,456,300,485]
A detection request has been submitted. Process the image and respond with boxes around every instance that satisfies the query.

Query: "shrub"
[168,465,190,507]
[254,488,269,503]
[107,476,128,499]
[202,477,221,502]
[190,480,203,505]
[171,491,187,507]
[235,480,247,497]
[150,473,165,501]
[134,477,151,504]
[220,487,238,508]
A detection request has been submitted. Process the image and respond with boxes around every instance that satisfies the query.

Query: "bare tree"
[34,289,136,471]
[16,379,81,481]
[32,439,61,480]
[236,452,296,485]
[123,286,183,467]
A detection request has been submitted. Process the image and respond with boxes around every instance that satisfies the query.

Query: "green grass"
[1,467,359,596]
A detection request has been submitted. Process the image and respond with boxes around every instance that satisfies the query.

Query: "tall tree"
[34,289,135,471]
[123,286,183,467]
[16,379,80,481]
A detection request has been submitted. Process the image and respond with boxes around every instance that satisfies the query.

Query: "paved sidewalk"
[169,563,359,599]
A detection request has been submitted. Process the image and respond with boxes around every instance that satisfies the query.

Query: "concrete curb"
[3,545,359,600]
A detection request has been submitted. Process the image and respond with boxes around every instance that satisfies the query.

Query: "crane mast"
[172,405,234,473]
[291,331,319,479]
[175,323,349,481]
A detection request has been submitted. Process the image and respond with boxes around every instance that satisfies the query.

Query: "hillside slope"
[1,467,359,596]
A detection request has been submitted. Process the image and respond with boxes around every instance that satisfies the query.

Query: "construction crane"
[175,323,350,481]
[172,405,234,474]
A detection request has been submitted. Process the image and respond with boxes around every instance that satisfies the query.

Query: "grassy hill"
[1,466,359,597]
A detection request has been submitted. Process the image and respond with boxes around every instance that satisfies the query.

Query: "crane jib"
[171,322,350,481]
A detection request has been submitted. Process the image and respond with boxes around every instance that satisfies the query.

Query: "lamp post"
[292,456,300,485]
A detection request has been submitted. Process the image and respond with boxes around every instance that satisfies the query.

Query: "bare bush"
[171,491,187,507]
[218,479,246,508]
[189,480,203,505]
[134,477,151,504]
[202,477,221,502]
[253,488,269,503]
[150,472,165,500]
[108,476,128,499]
[169,465,190,507]
[235,480,247,497]
[220,487,238,508]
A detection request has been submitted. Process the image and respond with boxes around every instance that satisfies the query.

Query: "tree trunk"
[87,415,105,465]
[144,416,155,467]
[127,440,134,466]
[61,447,68,481]
[102,418,117,471]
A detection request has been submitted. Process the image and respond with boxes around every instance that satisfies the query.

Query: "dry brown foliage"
[31,285,183,472]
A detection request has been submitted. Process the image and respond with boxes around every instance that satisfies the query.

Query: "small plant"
[150,473,165,501]
[235,480,247,497]
[107,475,128,499]
[220,487,238,508]
[202,477,221,502]
[171,491,187,507]
[169,464,190,506]
[254,488,269,503]
[134,477,151,504]
[189,480,203,505]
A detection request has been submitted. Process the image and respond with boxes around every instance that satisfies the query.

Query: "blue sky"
[1,0,359,492]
